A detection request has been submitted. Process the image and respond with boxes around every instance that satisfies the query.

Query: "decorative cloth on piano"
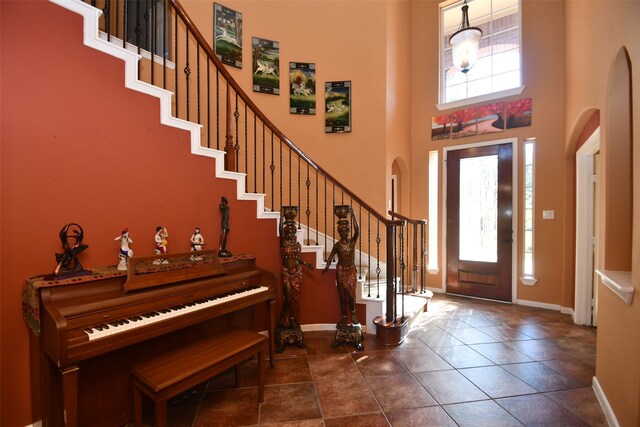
[22,254,256,336]
[23,266,126,336]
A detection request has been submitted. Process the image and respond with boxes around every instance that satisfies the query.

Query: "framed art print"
[252,37,279,95]
[476,102,505,135]
[451,107,477,139]
[506,98,532,129]
[325,81,351,133]
[432,114,452,140]
[214,3,242,68]
[289,62,316,115]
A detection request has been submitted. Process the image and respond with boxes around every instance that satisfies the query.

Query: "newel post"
[385,223,396,323]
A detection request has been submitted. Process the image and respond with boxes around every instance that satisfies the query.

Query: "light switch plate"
[542,210,555,220]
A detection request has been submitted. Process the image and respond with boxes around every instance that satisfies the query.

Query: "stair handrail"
[170,0,401,229]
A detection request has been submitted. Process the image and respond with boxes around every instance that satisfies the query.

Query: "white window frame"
[521,138,537,286]
[437,0,525,111]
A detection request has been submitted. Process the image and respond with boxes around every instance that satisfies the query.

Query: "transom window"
[440,0,522,107]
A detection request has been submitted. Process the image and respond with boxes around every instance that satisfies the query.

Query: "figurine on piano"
[190,227,205,261]
[218,196,232,258]
[115,228,133,270]
[153,226,169,265]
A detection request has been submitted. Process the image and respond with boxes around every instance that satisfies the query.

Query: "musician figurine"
[115,228,133,270]
[218,196,232,258]
[153,226,169,265]
[322,205,363,350]
[189,227,206,261]
[276,206,313,352]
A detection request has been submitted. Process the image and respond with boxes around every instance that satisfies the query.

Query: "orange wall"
[180,0,391,217]
[0,1,338,425]
[410,0,569,307]
[564,1,640,425]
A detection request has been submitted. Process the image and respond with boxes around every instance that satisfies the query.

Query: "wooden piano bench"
[131,328,267,427]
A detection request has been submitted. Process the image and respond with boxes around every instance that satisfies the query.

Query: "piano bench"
[131,328,267,427]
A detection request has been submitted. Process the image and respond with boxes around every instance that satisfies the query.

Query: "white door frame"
[574,127,600,325]
[442,137,519,302]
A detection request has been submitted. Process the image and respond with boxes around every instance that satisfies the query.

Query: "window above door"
[438,0,524,110]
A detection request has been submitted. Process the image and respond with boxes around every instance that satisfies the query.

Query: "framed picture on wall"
[325,81,351,133]
[432,114,452,140]
[451,107,478,139]
[289,62,316,115]
[506,98,532,129]
[476,102,505,135]
[252,37,279,95]
[214,3,242,68]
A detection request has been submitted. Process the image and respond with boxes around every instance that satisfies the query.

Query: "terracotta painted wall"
[0,1,339,425]
[564,1,640,425]
[180,0,390,217]
[410,0,569,307]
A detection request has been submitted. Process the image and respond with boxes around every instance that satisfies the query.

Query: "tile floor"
[132,294,607,426]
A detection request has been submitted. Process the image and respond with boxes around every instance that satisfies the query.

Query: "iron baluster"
[262,124,265,195]
[122,0,127,50]
[244,104,247,185]
[103,1,110,42]
[196,44,200,125]
[216,70,219,149]
[234,93,240,171]
[270,132,274,212]
[254,116,257,193]
[376,220,381,299]
[163,0,166,89]
[206,60,210,148]
[367,211,371,298]
[135,0,141,76]
[315,168,318,246]
[174,11,178,117]
[306,163,310,242]
[151,0,155,85]
[185,30,190,121]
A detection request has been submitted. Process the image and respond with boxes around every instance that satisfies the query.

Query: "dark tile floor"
[132,294,607,426]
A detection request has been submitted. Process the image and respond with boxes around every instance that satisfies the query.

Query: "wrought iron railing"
[85,0,426,331]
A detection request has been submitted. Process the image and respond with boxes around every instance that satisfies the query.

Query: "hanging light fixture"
[449,0,483,74]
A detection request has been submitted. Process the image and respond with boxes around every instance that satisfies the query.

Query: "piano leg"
[268,299,276,368]
[61,366,79,427]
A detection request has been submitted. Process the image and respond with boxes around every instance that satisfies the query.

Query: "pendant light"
[449,0,483,74]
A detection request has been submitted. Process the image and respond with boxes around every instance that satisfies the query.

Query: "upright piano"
[24,250,276,426]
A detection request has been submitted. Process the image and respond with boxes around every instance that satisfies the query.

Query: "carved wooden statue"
[276,206,313,352]
[323,205,363,350]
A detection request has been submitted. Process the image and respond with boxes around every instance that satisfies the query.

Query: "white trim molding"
[437,86,526,111]
[593,376,620,427]
[520,276,538,286]
[516,299,561,312]
[575,127,600,325]
[595,269,634,304]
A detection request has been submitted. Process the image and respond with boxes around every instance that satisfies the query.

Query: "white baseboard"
[516,299,561,311]
[25,421,42,427]
[593,376,620,427]
[560,306,574,316]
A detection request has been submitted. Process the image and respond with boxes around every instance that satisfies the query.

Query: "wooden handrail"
[169,0,401,226]
[388,210,427,225]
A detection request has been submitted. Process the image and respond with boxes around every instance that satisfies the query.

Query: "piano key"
[85,286,269,341]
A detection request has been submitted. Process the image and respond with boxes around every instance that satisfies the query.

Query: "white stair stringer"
[48,0,280,233]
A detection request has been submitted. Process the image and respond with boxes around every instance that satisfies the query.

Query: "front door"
[446,143,513,301]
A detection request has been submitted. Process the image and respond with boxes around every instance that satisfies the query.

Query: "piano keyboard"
[84,286,268,341]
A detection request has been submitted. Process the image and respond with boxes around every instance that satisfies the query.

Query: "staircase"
[52,0,430,344]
